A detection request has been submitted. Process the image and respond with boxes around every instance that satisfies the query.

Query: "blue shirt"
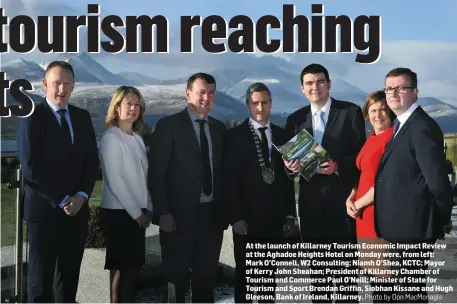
[186,105,214,203]
[45,98,88,205]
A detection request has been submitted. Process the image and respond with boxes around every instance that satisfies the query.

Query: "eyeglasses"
[384,86,414,94]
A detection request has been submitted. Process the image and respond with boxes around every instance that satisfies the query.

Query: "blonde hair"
[105,86,147,134]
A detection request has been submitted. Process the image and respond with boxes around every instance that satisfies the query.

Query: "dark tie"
[258,127,271,167]
[388,119,401,144]
[58,109,72,146]
[196,119,212,196]
[392,119,400,137]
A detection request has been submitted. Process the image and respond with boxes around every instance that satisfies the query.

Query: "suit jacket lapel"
[43,99,74,151]
[270,124,284,162]
[322,99,340,147]
[208,116,222,163]
[302,109,313,137]
[42,99,61,130]
[242,120,264,173]
[179,109,201,157]
[270,123,277,146]
[380,108,419,164]
[67,105,77,146]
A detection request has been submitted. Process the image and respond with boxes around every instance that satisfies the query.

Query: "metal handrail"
[5,167,24,303]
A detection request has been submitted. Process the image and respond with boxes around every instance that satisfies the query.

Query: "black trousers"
[27,213,88,303]
[159,203,224,303]
[233,232,283,303]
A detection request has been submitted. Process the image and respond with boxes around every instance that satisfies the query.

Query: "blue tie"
[315,110,325,144]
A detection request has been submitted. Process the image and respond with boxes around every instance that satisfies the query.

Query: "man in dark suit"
[148,73,227,303]
[284,64,366,302]
[16,61,99,302]
[374,68,454,303]
[222,82,297,303]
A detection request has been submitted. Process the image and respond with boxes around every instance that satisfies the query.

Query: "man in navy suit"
[374,68,454,302]
[17,61,99,302]
[283,64,366,302]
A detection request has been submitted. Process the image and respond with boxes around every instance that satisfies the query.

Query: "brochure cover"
[273,128,333,181]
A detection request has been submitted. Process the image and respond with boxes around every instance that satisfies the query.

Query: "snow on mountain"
[2,59,45,81]
[418,97,457,133]
[2,51,456,135]
[39,53,132,85]
[419,80,457,108]
[66,84,246,133]
[1,83,248,138]
[208,67,369,113]
[39,54,100,84]
[116,72,161,85]
[417,97,457,118]
[225,79,303,114]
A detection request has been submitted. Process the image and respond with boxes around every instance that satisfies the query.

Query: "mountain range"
[2,52,457,138]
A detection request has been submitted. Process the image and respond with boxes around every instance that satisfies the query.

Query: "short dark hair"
[245,82,272,104]
[362,90,396,123]
[385,68,417,88]
[186,72,216,90]
[300,63,330,85]
[45,61,75,79]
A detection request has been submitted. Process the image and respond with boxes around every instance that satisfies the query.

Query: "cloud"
[2,0,79,18]
[343,40,457,100]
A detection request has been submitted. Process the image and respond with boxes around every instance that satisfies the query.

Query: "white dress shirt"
[250,117,272,162]
[394,102,419,137]
[99,127,152,220]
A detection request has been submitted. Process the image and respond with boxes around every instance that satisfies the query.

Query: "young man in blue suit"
[17,61,99,302]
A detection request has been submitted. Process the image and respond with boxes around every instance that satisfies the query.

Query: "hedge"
[86,205,105,248]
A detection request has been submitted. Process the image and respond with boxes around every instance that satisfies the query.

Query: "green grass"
[1,181,102,247]
[88,180,103,207]
[445,137,457,169]
[1,184,23,247]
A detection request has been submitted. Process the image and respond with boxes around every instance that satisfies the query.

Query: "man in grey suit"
[148,73,227,303]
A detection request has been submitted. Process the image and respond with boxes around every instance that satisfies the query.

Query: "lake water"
[1,140,103,154]
[1,140,17,154]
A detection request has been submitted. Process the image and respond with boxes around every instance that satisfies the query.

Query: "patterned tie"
[196,119,212,196]
[258,127,271,167]
[314,110,325,145]
[58,109,72,146]
[391,119,400,139]
[385,119,400,151]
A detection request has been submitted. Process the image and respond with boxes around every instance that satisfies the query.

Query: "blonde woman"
[99,86,152,303]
